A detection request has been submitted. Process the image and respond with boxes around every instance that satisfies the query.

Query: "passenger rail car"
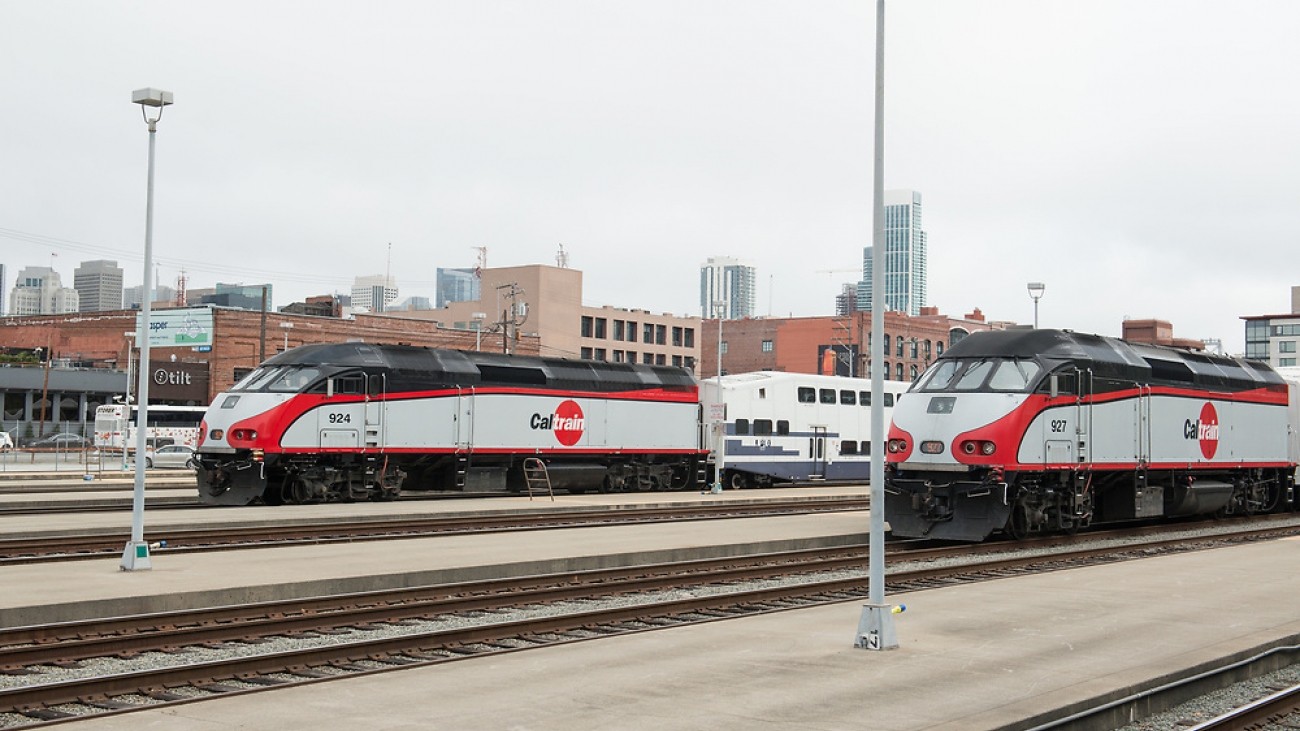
[884,329,1299,541]
[699,372,907,488]
[196,344,703,505]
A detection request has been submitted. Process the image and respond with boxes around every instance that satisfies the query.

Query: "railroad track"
[3,522,1298,728]
[0,496,869,565]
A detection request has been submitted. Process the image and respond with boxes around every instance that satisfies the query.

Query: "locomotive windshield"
[229,366,324,393]
[916,358,1042,393]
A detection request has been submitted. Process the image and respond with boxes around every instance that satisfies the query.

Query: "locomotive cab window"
[986,360,1042,391]
[798,387,816,403]
[265,367,323,393]
[330,373,366,396]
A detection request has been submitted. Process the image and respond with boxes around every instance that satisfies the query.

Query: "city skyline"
[3,2,1299,351]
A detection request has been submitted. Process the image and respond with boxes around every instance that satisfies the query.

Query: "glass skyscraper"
[858,189,927,316]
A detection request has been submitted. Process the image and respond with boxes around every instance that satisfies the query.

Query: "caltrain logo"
[531,400,585,446]
[1183,402,1219,459]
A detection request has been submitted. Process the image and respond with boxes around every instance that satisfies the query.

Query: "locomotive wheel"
[728,471,747,490]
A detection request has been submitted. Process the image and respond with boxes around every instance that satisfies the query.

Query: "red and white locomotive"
[884,329,1299,541]
[196,343,702,505]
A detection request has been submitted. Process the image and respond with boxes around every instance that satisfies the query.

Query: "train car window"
[840,390,856,405]
[861,440,871,455]
[955,360,994,390]
[264,367,323,393]
[758,388,766,399]
[840,441,858,455]
[331,374,365,395]
[987,360,1042,391]
[734,419,750,435]
[754,420,773,435]
[367,374,385,397]
[798,387,816,403]
[819,389,836,404]
[777,420,790,435]
[884,393,895,407]
[860,391,871,406]
[920,361,958,391]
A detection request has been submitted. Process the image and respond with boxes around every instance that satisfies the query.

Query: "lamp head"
[1026,281,1046,300]
[131,88,174,108]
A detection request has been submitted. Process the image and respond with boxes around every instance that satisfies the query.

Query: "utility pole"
[495,282,526,355]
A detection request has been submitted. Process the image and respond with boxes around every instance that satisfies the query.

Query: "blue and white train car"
[699,371,909,488]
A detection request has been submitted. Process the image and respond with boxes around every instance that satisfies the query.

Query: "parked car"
[27,433,90,449]
[0,433,13,452]
[141,444,197,469]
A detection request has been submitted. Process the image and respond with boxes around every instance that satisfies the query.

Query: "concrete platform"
[46,535,1300,731]
[0,487,872,625]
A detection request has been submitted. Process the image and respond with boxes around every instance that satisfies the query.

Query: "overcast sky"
[3,1,1297,354]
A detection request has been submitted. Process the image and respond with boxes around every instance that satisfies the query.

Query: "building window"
[580,316,593,338]
[613,350,625,363]
[909,339,918,358]
[761,339,773,353]
[581,347,593,359]
[613,320,625,341]
[643,353,654,364]
[720,341,728,354]
[684,356,695,371]
[1283,358,1297,366]
[672,326,683,346]
[594,318,607,339]
[1281,341,1297,354]
[672,355,682,367]
[895,363,904,380]
[656,354,665,365]
[684,328,695,347]
[627,322,638,343]
[643,323,654,342]
[594,348,607,361]
[656,325,666,345]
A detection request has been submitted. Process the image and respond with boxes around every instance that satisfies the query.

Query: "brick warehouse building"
[0,306,537,438]
[699,307,1009,380]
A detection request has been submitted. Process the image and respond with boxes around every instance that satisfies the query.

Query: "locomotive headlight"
[232,428,257,442]
[980,441,996,456]
[887,439,907,453]
[962,441,977,455]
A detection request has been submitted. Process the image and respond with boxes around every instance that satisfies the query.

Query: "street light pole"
[122,87,173,572]
[280,321,294,351]
[1027,282,1046,329]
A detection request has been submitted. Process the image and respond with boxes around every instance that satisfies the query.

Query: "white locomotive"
[885,329,1299,541]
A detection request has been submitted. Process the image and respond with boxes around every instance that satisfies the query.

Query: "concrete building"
[197,283,274,311]
[7,266,79,316]
[1120,319,1205,351]
[699,257,756,320]
[73,260,124,312]
[858,189,928,316]
[351,275,398,313]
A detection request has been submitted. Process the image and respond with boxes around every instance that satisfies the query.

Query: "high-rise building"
[8,266,79,315]
[351,275,398,313]
[858,189,928,316]
[699,256,756,320]
[74,259,124,312]
[835,282,858,316]
[197,283,273,310]
[0,264,5,315]
[436,268,480,308]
